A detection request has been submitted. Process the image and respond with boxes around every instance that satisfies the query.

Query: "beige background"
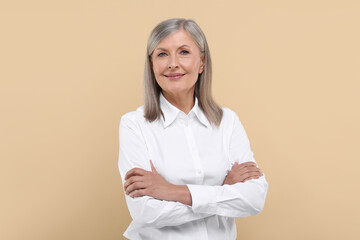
[1,0,359,239]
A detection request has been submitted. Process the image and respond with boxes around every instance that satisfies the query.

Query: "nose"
[168,55,179,69]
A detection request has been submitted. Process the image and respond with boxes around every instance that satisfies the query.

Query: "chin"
[165,89,185,96]
[164,85,187,94]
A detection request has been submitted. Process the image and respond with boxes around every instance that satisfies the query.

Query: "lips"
[164,73,185,80]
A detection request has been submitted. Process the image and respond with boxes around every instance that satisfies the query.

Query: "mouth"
[164,73,185,80]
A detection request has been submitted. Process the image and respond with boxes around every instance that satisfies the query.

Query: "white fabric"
[118,94,268,240]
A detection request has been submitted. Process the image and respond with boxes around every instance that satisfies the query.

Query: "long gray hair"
[144,18,223,127]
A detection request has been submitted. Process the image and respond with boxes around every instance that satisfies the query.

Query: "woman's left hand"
[124,160,175,200]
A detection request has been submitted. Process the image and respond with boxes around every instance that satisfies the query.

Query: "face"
[151,30,204,98]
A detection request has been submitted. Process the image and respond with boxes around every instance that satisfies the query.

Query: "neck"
[162,91,195,115]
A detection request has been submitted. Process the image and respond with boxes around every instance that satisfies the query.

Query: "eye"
[158,52,167,57]
[180,50,189,55]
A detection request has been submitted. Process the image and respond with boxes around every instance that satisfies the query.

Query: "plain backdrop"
[1,1,359,239]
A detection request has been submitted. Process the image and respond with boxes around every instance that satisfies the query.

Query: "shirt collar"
[160,93,210,128]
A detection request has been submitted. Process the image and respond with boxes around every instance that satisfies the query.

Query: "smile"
[164,73,185,80]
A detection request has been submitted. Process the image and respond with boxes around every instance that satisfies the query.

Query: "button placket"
[183,121,204,184]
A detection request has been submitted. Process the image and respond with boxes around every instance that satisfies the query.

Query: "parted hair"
[144,18,223,127]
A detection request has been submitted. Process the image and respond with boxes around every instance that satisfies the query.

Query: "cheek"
[152,60,166,74]
[185,59,201,73]
[152,64,165,86]
[152,66,160,76]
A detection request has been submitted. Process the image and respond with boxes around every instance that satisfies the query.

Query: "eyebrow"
[154,45,191,52]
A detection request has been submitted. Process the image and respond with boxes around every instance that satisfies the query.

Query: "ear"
[199,55,205,74]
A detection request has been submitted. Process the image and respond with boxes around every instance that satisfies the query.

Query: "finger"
[124,176,143,189]
[242,166,262,174]
[242,174,263,182]
[129,189,146,198]
[231,163,244,171]
[233,166,261,177]
[230,162,239,170]
[150,160,158,173]
[236,162,257,170]
[243,171,263,180]
[125,168,147,180]
[126,181,147,195]
[239,161,256,165]
[235,171,262,182]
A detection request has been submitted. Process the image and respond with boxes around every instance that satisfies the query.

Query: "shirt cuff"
[186,184,217,213]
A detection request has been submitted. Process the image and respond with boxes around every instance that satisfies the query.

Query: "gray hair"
[144,18,223,126]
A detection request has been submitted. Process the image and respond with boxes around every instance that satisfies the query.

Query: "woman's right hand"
[223,161,263,185]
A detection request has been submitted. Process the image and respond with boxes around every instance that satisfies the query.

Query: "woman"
[118,18,268,240]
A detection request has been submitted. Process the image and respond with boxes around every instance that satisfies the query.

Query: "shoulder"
[219,107,247,133]
[120,105,146,128]
[220,107,238,126]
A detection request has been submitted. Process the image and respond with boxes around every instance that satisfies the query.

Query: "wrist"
[169,185,192,206]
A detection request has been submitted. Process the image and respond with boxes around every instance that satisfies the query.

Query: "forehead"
[156,30,198,49]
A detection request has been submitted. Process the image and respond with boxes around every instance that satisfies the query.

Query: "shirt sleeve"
[118,114,213,228]
[186,112,268,218]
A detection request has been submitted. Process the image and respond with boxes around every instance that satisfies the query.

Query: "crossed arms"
[118,113,268,228]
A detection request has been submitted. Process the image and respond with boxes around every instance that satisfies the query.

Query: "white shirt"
[118,94,268,240]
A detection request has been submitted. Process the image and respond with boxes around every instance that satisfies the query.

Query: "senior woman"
[118,18,268,240]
